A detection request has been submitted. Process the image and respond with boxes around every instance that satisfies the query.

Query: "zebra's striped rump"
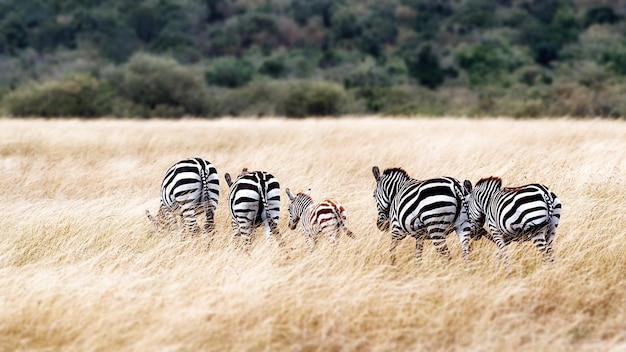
[464,177,562,268]
[147,158,219,236]
[286,188,353,251]
[225,169,281,246]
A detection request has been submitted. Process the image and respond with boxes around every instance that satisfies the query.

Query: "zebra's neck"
[387,173,412,202]
[294,196,314,216]
[477,181,501,213]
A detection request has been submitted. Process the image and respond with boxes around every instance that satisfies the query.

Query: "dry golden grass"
[0,117,624,351]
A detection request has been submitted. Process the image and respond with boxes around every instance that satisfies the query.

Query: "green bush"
[213,80,290,117]
[353,86,411,113]
[205,57,255,88]
[404,45,446,89]
[282,81,346,117]
[2,74,112,117]
[259,57,287,78]
[109,53,211,117]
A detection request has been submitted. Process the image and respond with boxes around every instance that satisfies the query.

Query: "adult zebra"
[463,177,562,268]
[146,158,220,235]
[286,188,354,251]
[224,168,282,246]
[372,166,480,265]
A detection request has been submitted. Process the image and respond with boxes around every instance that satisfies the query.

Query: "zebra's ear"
[286,188,294,201]
[225,173,232,187]
[372,166,381,181]
[463,180,473,193]
[305,189,311,195]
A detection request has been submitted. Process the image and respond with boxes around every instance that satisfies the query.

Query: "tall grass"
[0,117,624,351]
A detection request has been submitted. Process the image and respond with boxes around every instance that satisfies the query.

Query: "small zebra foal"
[286,188,354,251]
[464,177,562,270]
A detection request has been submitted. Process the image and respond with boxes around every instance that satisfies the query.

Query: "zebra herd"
[146,158,562,269]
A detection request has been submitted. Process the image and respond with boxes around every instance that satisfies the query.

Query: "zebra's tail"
[331,201,355,239]
[544,190,561,228]
[198,159,213,233]
[258,181,278,235]
[454,182,478,237]
[259,179,285,247]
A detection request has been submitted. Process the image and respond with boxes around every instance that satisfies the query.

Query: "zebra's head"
[286,188,313,230]
[372,166,409,231]
[224,168,249,188]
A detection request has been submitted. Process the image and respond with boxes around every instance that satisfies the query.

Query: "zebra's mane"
[383,167,409,178]
[296,192,313,202]
[476,176,502,188]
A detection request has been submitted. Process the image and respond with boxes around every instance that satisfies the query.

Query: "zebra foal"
[146,158,220,236]
[463,177,562,269]
[286,188,354,251]
[372,166,478,265]
[224,168,282,247]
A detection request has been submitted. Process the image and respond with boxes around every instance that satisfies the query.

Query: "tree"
[404,45,446,89]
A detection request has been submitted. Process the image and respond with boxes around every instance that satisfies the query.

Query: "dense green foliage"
[0,0,625,118]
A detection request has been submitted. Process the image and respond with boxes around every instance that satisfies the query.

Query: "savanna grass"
[0,117,624,351]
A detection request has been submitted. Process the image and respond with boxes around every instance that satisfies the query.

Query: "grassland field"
[0,117,624,351]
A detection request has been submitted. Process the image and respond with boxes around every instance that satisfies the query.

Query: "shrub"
[404,45,446,89]
[109,53,211,117]
[584,6,622,27]
[281,81,346,117]
[353,86,411,113]
[2,74,112,117]
[259,57,287,78]
[213,80,290,117]
[205,57,255,88]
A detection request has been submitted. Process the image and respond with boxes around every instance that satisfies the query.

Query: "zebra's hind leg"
[238,225,254,250]
[390,238,399,265]
[390,228,407,265]
[455,227,472,264]
[492,231,512,274]
[304,232,316,252]
[414,235,425,265]
[329,231,339,251]
[264,219,283,247]
[145,210,158,236]
[203,206,215,235]
[430,230,451,262]
[532,227,554,265]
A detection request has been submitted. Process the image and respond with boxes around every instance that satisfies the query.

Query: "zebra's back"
[302,199,348,235]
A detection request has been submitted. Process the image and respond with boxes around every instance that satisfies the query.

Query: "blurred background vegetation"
[0,0,624,118]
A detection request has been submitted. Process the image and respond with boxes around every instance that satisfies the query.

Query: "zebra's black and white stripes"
[286,188,354,251]
[372,166,475,264]
[146,158,220,235]
[463,177,562,267]
[224,169,282,246]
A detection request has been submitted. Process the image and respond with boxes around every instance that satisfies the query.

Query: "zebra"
[145,158,219,236]
[463,177,562,268]
[372,166,480,265]
[224,168,282,246]
[285,188,355,251]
